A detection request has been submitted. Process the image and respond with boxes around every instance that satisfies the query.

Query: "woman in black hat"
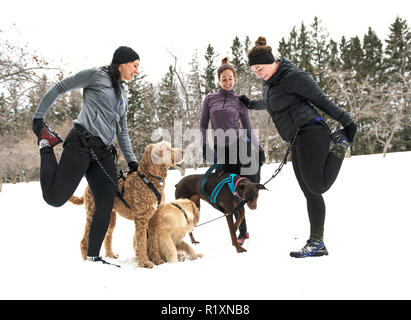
[32,46,140,265]
[240,37,357,258]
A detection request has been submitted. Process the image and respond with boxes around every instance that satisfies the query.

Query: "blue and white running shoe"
[290,239,329,258]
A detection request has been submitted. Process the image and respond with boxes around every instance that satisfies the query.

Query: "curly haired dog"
[147,198,203,265]
[69,141,184,268]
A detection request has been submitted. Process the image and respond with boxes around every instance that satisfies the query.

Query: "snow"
[0,151,410,300]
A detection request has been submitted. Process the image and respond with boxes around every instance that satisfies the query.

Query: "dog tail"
[68,195,84,206]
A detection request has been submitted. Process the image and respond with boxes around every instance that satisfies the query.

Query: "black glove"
[128,161,139,173]
[32,118,44,136]
[343,122,358,142]
[239,95,251,109]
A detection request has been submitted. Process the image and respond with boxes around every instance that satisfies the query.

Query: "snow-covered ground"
[0,151,410,300]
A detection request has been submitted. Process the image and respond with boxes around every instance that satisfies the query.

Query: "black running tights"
[291,123,344,228]
[39,128,116,257]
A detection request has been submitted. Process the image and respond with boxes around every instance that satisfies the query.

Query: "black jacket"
[250,58,352,142]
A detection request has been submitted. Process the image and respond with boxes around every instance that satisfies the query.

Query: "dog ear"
[257,183,268,191]
[151,144,165,164]
[236,183,246,197]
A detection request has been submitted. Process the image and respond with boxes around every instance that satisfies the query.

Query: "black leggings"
[40,126,117,257]
[291,122,344,228]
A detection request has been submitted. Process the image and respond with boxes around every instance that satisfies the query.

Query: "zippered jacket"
[249,58,353,142]
[200,88,263,151]
[33,68,137,163]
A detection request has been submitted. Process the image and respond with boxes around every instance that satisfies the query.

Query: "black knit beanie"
[248,51,275,66]
[112,46,140,64]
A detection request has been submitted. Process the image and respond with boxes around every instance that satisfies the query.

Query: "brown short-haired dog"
[175,172,266,253]
[147,198,203,265]
[69,141,184,268]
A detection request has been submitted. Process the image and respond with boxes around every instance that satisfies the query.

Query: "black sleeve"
[284,69,353,126]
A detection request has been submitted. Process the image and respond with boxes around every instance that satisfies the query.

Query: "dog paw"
[190,253,204,260]
[177,253,186,262]
[106,252,119,259]
[236,246,247,253]
[138,260,154,268]
[153,258,165,265]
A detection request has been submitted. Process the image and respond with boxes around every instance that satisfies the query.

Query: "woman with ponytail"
[32,46,140,265]
[240,37,358,258]
[200,57,265,245]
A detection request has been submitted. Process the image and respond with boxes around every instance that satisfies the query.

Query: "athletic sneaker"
[330,129,351,159]
[290,239,329,258]
[237,232,249,245]
[33,119,63,148]
[86,256,120,268]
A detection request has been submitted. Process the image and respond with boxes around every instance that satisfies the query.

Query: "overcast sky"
[2,0,410,83]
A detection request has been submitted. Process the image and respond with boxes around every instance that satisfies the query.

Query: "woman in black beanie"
[32,46,140,266]
[240,37,358,258]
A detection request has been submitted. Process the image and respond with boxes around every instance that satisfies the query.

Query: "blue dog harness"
[201,164,247,212]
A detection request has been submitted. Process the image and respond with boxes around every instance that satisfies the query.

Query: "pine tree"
[278,37,291,58]
[339,36,350,71]
[126,72,147,149]
[157,65,182,143]
[243,35,260,97]
[187,50,204,125]
[343,36,364,80]
[297,22,314,73]
[202,44,218,95]
[231,36,246,92]
[383,16,411,76]
[309,17,330,87]
[380,16,411,154]
[127,72,158,159]
[362,27,383,82]
[328,39,341,71]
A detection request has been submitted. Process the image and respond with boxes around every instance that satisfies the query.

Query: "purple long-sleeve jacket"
[199,88,263,151]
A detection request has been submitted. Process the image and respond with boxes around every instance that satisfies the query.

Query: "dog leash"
[262,128,299,187]
[195,197,249,228]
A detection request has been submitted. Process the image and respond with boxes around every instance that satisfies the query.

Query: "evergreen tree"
[339,36,350,71]
[362,27,383,81]
[383,16,411,76]
[202,44,218,95]
[309,17,330,87]
[158,65,182,142]
[230,36,245,81]
[243,35,260,97]
[187,50,204,126]
[328,39,341,71]
[381,16,411,153]
[126,72,147,148]
[278,37,291,58]
[127,72,158,158]
[344,36,364,80]
[297,22,314,74]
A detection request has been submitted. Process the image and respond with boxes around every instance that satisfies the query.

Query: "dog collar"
[171,203,188,221]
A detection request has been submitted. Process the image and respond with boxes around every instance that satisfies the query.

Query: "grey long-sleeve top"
[33,68,137,163]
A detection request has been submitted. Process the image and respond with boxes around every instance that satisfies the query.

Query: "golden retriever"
[147,198,203,265]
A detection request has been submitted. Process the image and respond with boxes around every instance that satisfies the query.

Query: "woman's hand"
[344,122,357,142]
[128,161,139,173]
[239,95,251,108]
